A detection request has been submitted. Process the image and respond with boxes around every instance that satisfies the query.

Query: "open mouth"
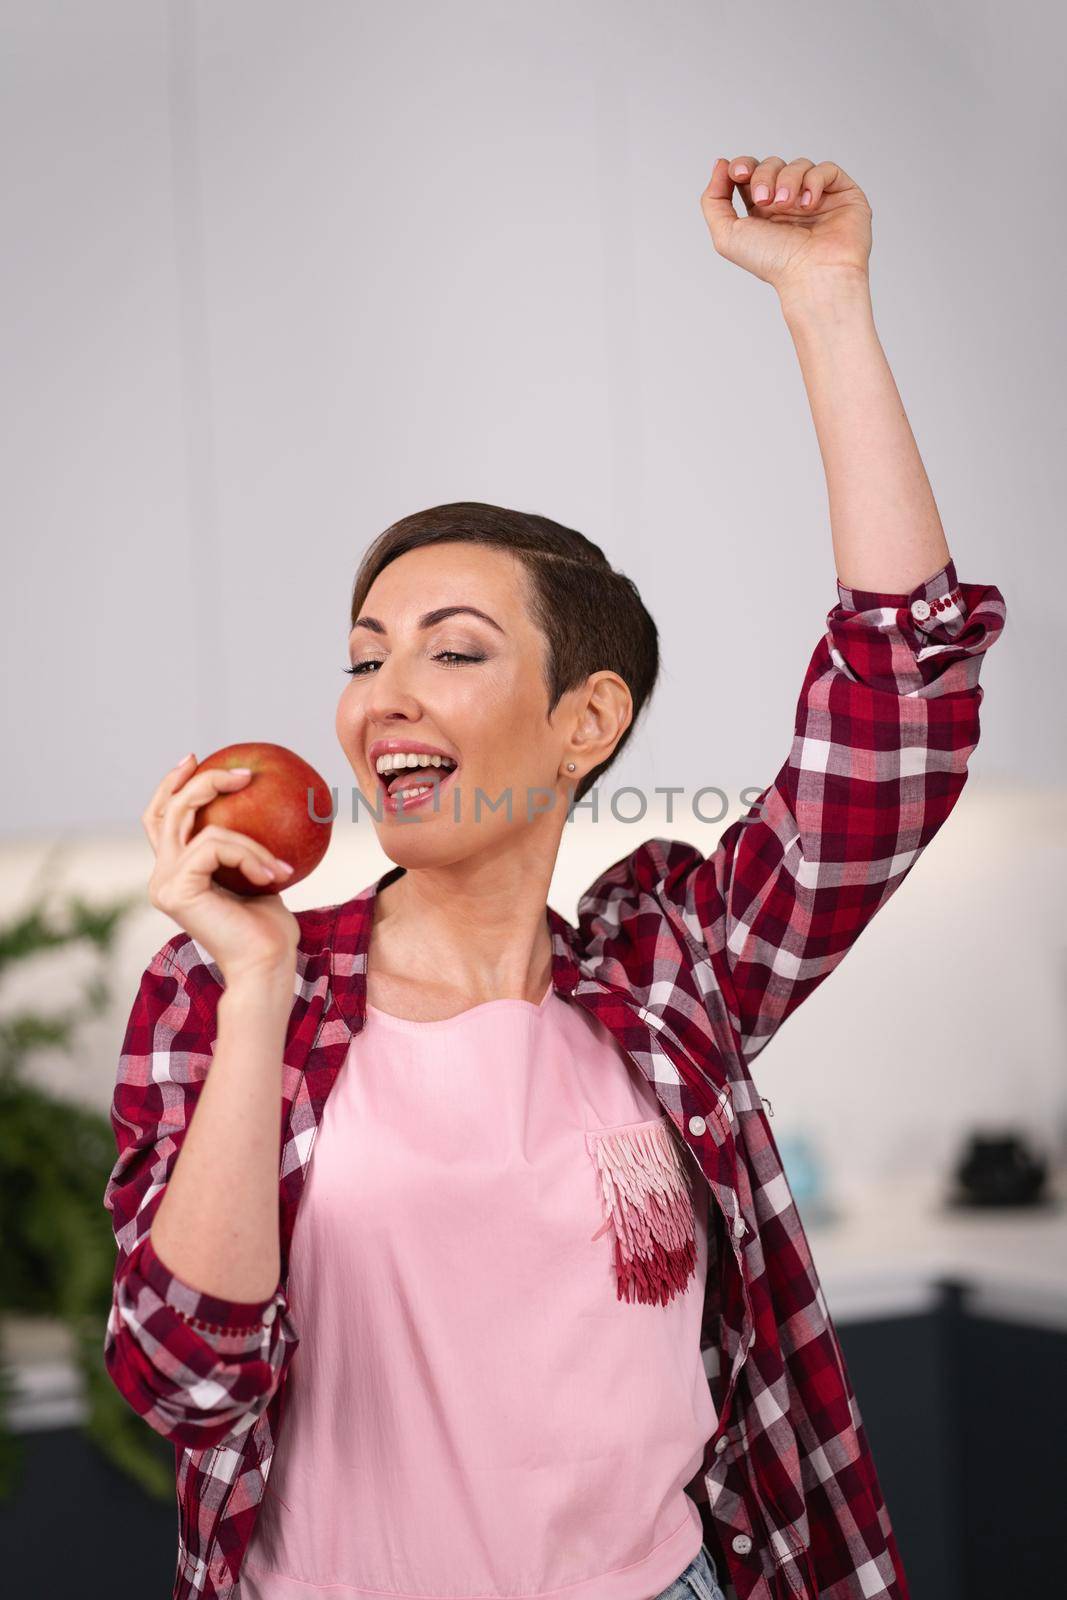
[374,751,460,815]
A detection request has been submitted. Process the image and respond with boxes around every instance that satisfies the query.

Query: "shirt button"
[715,1434,729,1454]
[688,1115,707,1137]
[910,598,931,621]
[262,1304,277,1326]
[731,1533,753,1556]
[733,1214,746,1239]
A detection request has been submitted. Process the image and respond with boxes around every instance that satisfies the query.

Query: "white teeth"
[374,751,456,775]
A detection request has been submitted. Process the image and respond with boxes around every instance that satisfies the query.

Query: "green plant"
[0,843,174,1501]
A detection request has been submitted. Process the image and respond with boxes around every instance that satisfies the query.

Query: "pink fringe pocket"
[586,1116,697,1307]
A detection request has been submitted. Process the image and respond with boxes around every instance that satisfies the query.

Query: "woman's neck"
[367,848,557,1011]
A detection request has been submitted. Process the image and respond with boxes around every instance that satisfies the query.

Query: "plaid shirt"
[104,554,1005,1600]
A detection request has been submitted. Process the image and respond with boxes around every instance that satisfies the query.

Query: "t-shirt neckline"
[365,982,555,1031]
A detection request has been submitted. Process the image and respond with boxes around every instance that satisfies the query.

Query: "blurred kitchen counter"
[802,1167,1067,1327]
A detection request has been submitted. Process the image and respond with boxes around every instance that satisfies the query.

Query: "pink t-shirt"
[241,983,715,1600]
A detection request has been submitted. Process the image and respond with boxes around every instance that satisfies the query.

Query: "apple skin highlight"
[189,742,333,896]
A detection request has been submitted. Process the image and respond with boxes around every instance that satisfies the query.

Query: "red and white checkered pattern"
[104,554,1005,1599]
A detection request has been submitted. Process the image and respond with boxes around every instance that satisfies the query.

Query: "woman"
[104,155,1005,1600]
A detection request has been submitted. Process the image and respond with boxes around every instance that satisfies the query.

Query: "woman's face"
[336,541,598,868]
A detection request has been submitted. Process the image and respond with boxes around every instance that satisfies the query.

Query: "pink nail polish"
[775,186,789,203]
[801,190,812,206]
[754,185,770,202]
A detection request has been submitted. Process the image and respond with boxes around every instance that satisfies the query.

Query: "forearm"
[779,270,951,594]
[150,975,291,1303]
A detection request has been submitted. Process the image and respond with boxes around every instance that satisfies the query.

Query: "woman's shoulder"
[578,833,708,917]
[570,834,712,977]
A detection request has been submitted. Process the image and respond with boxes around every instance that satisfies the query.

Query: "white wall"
[2,0,1059,842]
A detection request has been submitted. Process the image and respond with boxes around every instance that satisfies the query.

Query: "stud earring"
[566,762,576,772]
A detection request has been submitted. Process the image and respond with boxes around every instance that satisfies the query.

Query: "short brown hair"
[348,501,660,803]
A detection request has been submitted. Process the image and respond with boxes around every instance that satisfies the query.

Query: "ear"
[571,672,633,767]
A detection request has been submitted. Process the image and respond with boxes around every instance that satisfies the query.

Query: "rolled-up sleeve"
[682,554,1007,1060]
[103,949,299,1450]
[828,555,1004,696]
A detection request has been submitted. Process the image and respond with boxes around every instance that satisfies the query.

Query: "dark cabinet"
[837,1283,1066,1599]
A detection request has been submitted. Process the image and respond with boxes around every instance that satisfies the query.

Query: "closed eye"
[343,651,486,676]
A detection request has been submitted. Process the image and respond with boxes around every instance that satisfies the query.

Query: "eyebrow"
[350,605,506,637]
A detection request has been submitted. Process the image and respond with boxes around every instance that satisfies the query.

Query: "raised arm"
[575,157,1006,1065]
[701,153,949,592]
[695,156,1003,1056]
[702,155,1005,1056]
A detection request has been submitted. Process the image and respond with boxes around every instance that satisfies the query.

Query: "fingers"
[700,157,743,243]
[180,827,293,892]
[726,154,759,210]
[762,157,815,210]
[716,155,840,216]
[796,160,848,210]
[744,155,787,208]
[156,767,253,863]
[141,753,197,852]
[151,824,293,913]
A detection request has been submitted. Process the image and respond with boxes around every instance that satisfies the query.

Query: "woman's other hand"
[699,154,872,299]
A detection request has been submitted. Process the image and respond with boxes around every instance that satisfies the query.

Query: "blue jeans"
[653,1541,726,1600]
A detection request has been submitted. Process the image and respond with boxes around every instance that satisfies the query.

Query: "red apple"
[188,742,333,896]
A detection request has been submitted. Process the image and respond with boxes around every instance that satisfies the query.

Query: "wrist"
[777,268,874,329]
[221,965,295,1013]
